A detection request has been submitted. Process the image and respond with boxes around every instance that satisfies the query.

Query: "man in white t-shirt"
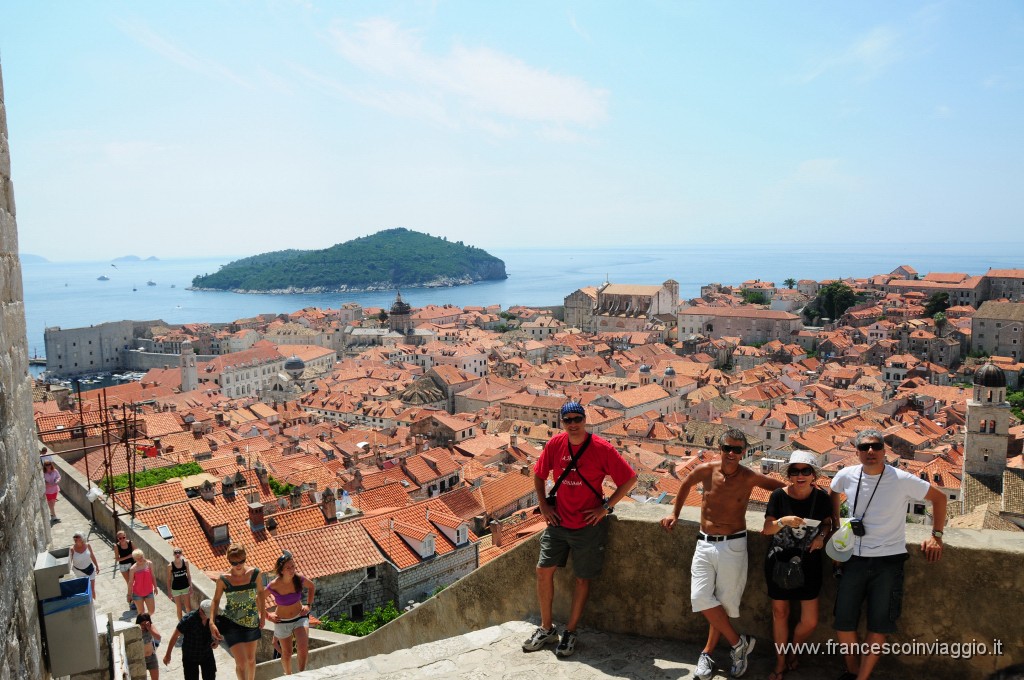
[829,429,946,680]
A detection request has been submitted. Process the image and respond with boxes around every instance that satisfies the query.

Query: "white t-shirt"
[831,464,930,557]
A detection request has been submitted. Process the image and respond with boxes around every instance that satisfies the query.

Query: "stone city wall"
[0,60,52,680]
[278,503,1024,680]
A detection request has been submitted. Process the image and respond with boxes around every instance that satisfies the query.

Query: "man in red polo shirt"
[522,401,637,658]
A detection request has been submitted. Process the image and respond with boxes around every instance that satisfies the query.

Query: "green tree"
[933,312,948,337]
[924,292,950,317]
[741,290,768,305]
[1008,389,1024,421]
[817,281,857,321]
[784,278,796,289]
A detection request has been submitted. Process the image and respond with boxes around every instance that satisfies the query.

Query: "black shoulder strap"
[549,434,592,497]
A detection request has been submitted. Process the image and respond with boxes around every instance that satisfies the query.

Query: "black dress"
[764,487,831,601]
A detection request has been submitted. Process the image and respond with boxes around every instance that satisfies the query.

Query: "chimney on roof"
[489,520,503,547]
[254,461,268,485]
[153,438,162,452]
[307,481,319,504]
[320,487,337,523]
[248,502,265,532]
[290,486,302,509]
[521,465,530,476]
[222,476,236,500]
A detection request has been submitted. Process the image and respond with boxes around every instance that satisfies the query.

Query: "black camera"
[850,517,866,536]
[545,494,557,509]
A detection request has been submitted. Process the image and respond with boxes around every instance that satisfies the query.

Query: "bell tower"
[963,363,1010,477]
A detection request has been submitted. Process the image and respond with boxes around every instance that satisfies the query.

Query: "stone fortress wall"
[0,60,52,680]
[268,503,1024,680]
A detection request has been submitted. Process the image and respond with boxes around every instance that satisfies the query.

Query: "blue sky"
[1,1,1022,261]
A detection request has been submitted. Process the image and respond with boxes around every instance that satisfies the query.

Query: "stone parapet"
[271,502,1024,680]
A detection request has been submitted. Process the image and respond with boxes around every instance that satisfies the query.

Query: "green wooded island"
[189,228,508,294]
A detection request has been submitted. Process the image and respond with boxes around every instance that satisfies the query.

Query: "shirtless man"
[661,428,785,679]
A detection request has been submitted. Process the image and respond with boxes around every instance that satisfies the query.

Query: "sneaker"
[729,634,756,677]
[129,602,137,611]
[521,626,558,652]
[694,652,716,680]
[554,629,578,658]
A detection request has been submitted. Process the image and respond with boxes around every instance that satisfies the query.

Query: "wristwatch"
[603,502,614,514]
[931,530,944,539]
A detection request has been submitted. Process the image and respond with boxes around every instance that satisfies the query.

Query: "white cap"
[825,519,855,562]
[199,599,212,615]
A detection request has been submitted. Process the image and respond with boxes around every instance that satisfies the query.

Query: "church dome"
[639,364,651,373]
[664,366,676,376]
[284,355,306,379]
[973,362,1006,388]
[390,291,411,315]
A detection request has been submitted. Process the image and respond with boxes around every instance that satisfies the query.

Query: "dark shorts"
[145,653,158,671]
[834,553,909,634]
[537,521,608,579]
[182,654,217,680]
[216,616,261,649]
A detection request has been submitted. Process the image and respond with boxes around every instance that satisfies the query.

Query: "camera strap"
[852,465,885,520]
[549,434,592,499]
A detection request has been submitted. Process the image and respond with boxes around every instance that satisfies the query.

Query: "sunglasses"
[720,445,744,455]
[562,416,584,424]
[174,550,183,555]
[857,442,884,452]
[228,559,246,566]
[788,466,814,476]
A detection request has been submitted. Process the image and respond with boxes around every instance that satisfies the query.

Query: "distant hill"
[19,253,49,263]
[190,228,508,293]
[113,255,142,262]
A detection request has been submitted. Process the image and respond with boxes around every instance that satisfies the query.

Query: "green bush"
[317,602,401,637]
[103,462,203,493]
[268,476,295,497]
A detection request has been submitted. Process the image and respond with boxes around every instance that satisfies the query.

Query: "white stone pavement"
[286,620,905,680]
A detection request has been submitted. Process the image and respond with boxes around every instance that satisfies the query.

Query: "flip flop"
[768,671,786,680]
[786,655,800,671]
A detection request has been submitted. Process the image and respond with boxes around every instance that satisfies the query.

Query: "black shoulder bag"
[545,434,595,509]
[771,490,818,590]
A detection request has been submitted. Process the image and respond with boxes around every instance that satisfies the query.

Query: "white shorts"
[690,535,748,618]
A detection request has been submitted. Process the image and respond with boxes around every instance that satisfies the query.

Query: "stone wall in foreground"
[272,503,1024,680]
[0,60,52,680]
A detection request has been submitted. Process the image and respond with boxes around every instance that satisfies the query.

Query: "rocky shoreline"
[187,274,506,295]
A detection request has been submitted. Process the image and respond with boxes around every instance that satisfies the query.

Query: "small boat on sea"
[147,280,157,286]
[97,275,110,281]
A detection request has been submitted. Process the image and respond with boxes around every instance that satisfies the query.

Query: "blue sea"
[20,242,1024,367]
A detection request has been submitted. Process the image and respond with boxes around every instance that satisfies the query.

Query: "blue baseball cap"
[560,401,586,418]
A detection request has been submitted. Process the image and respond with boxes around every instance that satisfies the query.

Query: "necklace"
[721,465,740,479]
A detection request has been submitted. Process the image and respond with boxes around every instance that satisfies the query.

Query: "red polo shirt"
[534,432,636,530]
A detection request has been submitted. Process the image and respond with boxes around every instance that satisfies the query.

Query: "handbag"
[80,563,95,576]
[545,434,593,509]
[772,556,805,590]
[770,490,818,590]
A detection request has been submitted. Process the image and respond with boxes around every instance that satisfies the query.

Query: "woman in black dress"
[762,451,832,680]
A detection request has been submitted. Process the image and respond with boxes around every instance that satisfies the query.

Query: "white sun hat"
[825,519,856,562]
